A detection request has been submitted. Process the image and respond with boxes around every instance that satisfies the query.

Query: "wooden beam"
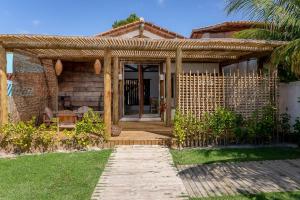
[104,49,112,136]
[166,57,172,127]
[0,46,8,125]
[113,56,119,125]
[3,41,276,52]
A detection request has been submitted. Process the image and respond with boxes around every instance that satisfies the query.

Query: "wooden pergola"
[0,34,285,134]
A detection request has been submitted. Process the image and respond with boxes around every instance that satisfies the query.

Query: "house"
[0,19,283,135]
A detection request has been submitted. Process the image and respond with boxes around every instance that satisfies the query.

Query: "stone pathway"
[178,159,300,198]
[91,145,188,200]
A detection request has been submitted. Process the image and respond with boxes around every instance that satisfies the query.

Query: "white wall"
[279,81,300,126]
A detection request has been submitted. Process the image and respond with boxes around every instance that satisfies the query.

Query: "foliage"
[205,107,236,140]
[0,118,37,153]
[233,114,248,143]
[34,124,57,152]
[173,110,187,147]
[0,111,107,153]
[279,112,291,135]
[173,105,280,147]
[75,110,106,138]
[226,0,300,80]
[293,117,300,146]
[112,13,140,28]
[246,105,276,142]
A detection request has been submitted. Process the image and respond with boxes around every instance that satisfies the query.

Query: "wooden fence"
[177,70,278,119]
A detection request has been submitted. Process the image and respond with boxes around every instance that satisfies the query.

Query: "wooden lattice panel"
[177,71,278,119]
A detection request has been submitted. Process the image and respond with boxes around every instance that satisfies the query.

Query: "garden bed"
[0,110,108,154]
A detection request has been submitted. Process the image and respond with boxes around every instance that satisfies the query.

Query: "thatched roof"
[0,34,285,62]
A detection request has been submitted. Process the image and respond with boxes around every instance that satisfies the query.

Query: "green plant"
[76,110,106,137]
[206,107,236,144]
[0,118,37,153]
[173,110,187,148]
[34,124,57,152]
[233,114,248,144]
[246,105,277,143]
[226,0,300,78]
[279,113,291,139]
[293,117,300,146]
[112,13,140,28]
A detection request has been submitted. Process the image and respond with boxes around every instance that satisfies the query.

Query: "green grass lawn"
[0,150,112,200]
[190,191,300,200]
[170,147,300,165]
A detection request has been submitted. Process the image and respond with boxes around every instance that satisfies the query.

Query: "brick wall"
[9,52,49,123]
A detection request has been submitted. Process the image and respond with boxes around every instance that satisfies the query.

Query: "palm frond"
[233,28,287,40]
[272,39,300,75]
[226,0,300,39]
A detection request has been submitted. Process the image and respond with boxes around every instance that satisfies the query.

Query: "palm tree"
[225,0,300,76]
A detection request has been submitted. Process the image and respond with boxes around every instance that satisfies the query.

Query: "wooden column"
[0,46,8,125]
[138,64,144,118]
[166,57,172,126]
[175,48,183,74]
[104,49,112,136]
[175,48,182,107]
[113,56,119,125]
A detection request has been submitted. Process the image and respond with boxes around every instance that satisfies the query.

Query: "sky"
[0,0,245,37]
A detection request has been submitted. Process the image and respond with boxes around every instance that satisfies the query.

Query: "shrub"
[293,118,300,146]
[34,124,57,152]
[0,118,37,153]
[205,107,236,144]
[233,114,248,144]
[246,105,276,143]
[174,110,187,147]
[75,110,106,139]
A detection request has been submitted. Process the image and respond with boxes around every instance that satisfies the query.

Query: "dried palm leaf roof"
[0,34,286,62]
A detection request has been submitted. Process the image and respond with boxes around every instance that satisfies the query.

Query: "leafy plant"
[279,113,291,135]
[205,107,236,144]
[34,124,57,152]
[174,110,187,148]
[246,105,277,143]
[226,0,300,78]
[75,110,106,138]
[0,118,37,153]
[293,117,300,146]
[112,13,140,28]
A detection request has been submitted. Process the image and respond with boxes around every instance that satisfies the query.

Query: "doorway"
[123,64,160,119]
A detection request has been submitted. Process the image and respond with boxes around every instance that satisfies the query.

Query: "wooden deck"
[178,159,300,198]
[103,122,173,148]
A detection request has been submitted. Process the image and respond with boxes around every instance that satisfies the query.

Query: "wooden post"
[175,48,182,107]
[104,49,112,136]
[0,46,8,125]
[113,56,119,125]
[138,64,144,118]
[166,57,172,127]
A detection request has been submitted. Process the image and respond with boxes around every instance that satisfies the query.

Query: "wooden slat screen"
[177,70,278,119]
